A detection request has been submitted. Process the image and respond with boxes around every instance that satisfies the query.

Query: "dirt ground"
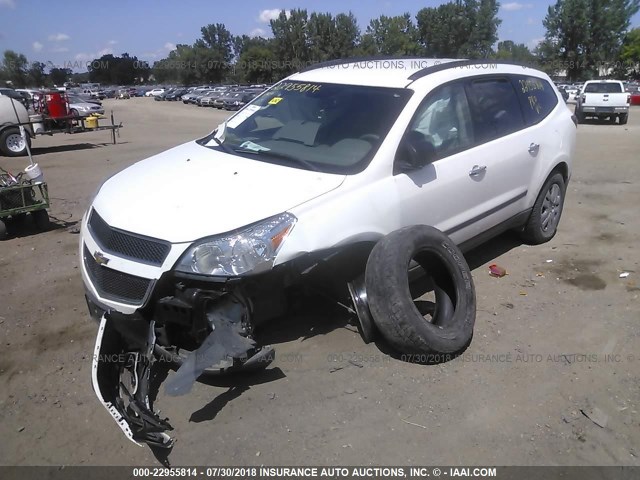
[0,98,638,467]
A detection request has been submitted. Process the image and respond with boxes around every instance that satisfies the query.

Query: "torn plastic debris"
[92,316,174,448]
[164,315,255,396]
[164,297,271,396]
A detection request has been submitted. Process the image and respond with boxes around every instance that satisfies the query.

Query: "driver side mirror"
[394,131,437,174]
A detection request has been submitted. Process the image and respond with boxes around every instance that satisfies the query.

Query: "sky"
[1,0,639,71]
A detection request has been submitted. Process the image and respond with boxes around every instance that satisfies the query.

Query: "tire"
[608,115,617,124]
[619,113,628,125]
[521,172,566,245]
[0,127,30,157]
[365,225,476,355]
[32,209,50,231]
[70,108,79,117]
[574,107,585,124]
[0,219,6,239]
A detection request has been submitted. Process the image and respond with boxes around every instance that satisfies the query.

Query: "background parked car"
[67,95,105,117]
[213,92,236,109]
[223,91,259,110]
[200,91,224,106]
[154,88,174,101]
[165,88,188,101]
[557,86,569,102]
[145,88,165,97]
[195,90,219,106]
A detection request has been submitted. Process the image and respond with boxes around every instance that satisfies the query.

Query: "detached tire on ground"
[365,225,476,355]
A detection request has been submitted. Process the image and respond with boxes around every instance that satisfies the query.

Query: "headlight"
[175,213,297,276]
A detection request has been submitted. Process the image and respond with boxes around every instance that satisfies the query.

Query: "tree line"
[1,0,639,88]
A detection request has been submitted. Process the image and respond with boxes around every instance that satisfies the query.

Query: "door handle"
[469,165,487,177]
[528,143,540,155]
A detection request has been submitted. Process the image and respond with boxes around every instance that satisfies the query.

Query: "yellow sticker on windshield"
[269,97,283,105]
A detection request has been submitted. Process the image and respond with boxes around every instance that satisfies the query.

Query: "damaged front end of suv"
[83,208,306,448]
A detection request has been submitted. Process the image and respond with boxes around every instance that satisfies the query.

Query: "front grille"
[88,209,170,266]
[83,245,152,305]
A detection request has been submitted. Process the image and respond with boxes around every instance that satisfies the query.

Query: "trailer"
[0,178,50,239]
[0,93,122,157]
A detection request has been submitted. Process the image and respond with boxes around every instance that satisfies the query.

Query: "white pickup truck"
[575,80,630,124]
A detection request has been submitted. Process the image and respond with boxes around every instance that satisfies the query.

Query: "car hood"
[92,141,346,243]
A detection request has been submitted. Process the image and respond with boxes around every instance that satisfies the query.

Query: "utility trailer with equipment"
[0,93,122,157]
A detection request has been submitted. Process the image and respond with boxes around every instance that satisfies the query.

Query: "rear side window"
[584,82,623,93]
[512,75,559,126]
[465,78,525,143]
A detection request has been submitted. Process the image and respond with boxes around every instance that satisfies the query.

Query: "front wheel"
[521,172,566,245]
[0,127,30,157]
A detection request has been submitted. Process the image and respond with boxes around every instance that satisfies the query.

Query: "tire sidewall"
[530,173,566,243]
[366,225,476,354]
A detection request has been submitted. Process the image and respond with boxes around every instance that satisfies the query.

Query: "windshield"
[201,81,412,174]
[584,83,623,93]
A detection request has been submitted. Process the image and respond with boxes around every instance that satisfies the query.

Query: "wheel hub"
[6,133,25,153]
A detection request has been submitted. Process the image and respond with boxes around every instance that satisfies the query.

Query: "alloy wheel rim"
[541,183,562,232]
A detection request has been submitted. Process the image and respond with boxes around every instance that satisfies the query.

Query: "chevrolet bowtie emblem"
[93,251,110,266]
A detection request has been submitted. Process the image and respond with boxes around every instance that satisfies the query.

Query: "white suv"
[80,58,576,448]
[144,88,165,97]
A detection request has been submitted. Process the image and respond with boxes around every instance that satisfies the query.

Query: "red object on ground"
[489,264,507,277]
[44,91,69,118]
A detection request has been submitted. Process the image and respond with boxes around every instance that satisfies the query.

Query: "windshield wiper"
[233,148,320,172]
[209,134,236,156]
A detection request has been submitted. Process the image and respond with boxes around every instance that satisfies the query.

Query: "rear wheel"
[619,113,628,125]
[521,172,566,245]
[0,219,7,239]
[574,107,585,124]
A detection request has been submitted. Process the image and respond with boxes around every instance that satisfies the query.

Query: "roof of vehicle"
[290,57,549,88]
[584,79,624,83]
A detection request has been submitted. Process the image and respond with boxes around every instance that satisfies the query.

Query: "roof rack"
[407,58,536,81]
[299,57,538,83]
